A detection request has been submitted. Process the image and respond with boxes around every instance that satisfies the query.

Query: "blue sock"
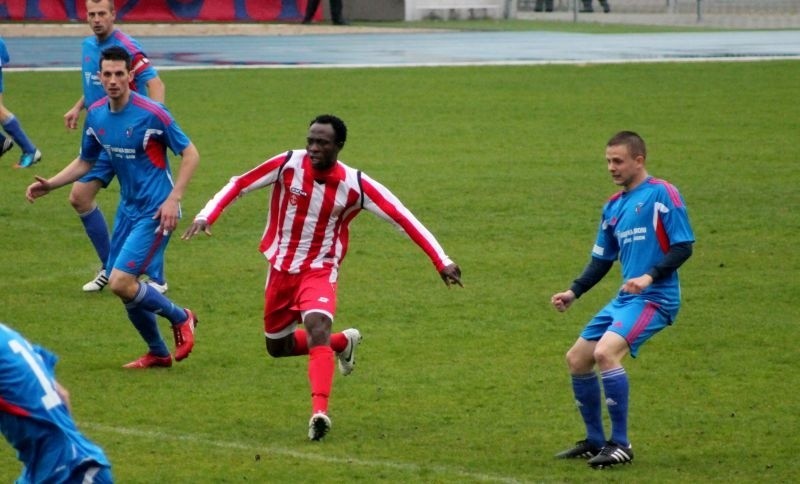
[131,282,187,325]
[124,302,169,357]
[80,206,110,269]
[601,367,630,447]
[571,372,605,447]
[2,116,36,153]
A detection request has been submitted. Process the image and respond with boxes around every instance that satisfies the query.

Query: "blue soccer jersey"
[0,37,9,65]
[81,29,158,107]
[0,323,110,483]
[0,37,9,93]
[592,177,695,317]
[81,92,191,219]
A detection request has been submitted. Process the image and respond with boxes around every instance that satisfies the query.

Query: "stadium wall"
[0,0,314,21]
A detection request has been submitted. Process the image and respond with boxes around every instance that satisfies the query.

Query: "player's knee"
[265,337,292,358]
[107,274,137,301]
[592,346,619,368]
[565,347,593,373]
[68,189,94,212]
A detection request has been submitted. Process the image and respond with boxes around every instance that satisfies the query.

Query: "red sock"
[329,331,347,353]
[308,345,334,415]
[292,329,309,356]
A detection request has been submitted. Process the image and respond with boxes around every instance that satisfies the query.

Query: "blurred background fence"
[515,0,800,28]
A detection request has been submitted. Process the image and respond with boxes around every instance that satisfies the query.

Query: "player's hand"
[55,381,72,413]
[25,176,51,202]
[551,290,576,312]
[440,263,463,288]
[621,274,653,294]
[154,198,180,234]
[181,219,212,240]
[64,108,80,130]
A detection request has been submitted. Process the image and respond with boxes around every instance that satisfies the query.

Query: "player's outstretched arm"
[181,219,212,240]
[440,263,463,288]
[25,157,91,203]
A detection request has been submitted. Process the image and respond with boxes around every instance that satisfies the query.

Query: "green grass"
[1,59,799,482]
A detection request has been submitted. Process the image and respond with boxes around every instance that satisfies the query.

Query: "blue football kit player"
[551,131,694,468]
[26,46,199,369]
[0,322,112,483]
[0,37,42,168]
[64,0,167,293]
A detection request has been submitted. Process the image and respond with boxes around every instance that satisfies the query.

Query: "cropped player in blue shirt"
[63,0,167,294]
[551,131,694,468]
[0,37,42,168]
[26,46,199,369]
[0,322,112,483]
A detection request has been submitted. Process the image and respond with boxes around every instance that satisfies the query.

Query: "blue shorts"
[78,153,115,187]
[107,213,168,281]
[580,298,670,357]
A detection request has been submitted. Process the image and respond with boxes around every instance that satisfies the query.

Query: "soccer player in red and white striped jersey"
[183,114,462,440]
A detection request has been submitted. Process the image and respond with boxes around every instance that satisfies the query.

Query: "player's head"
[99,46,132,99]
[307,115,347,170]
[605,131,648,189]
[311,114,347,147]
[607,131,647,160]
[100,46,131,71]
[87,0,116,39]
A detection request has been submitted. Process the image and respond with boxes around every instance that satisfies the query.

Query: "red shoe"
[173,309,198,362]
[123,352,173,369]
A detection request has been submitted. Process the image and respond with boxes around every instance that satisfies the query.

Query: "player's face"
[306,123,340,170]
[606,143,646,190]
[86,0,116,39]
[99,59,131,100]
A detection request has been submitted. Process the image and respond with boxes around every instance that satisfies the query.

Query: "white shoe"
[82,270,108,292]
[145,279,168,294]
[308,412,331,441]
[0,138,13,157]
[337,328,361,376]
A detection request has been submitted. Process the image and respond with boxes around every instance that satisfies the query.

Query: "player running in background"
[0,322,113,483]
[0,37,42,168]
[551,131,694,468]
[64,0,168,293]
[26,46,199,369]
[182,114,463,440]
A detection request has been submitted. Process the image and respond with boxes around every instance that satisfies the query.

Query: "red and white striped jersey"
[195,150,454,274]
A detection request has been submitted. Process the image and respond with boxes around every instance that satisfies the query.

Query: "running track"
[4,30,800,69]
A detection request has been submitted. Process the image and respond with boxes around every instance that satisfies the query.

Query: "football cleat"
[337,328,362,376]
[123,352,172,369]
[308,412,331,441]
[172,309,197,361]
[555,439,602,459]
[16,149,42,168]
[145,279,169,294]
[0,138,13,157]
[587,441,634,469]
[83,270,109,292]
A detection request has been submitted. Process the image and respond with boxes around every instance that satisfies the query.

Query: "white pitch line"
[82,422,527,483]
[5,54,800,74]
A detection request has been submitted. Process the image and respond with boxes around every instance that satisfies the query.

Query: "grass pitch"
[0,58,798,482]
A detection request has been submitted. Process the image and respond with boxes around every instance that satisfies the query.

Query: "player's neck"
[108,91,131,112]
[624,172,649,191]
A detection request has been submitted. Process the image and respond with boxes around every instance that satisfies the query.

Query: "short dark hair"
[100,45,131,71]
[88,0,115,11]
[607,131,647,159]
[311,114,347,147]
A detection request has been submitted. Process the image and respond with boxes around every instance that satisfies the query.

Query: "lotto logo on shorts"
[318,297,329,303]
